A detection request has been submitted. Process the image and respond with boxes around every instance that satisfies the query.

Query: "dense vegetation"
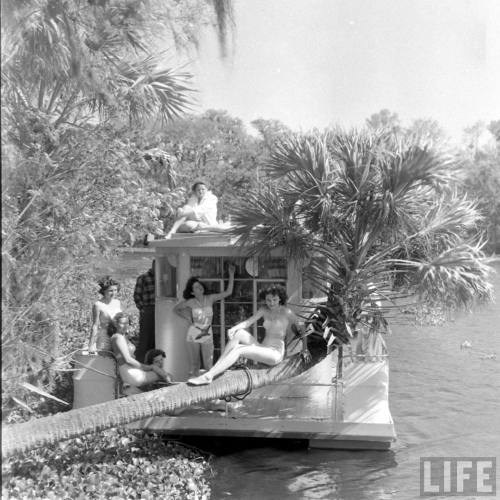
[1,1,499,498]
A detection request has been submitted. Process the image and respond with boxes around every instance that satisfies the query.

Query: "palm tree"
[1,0,197,129]
[229,128,493,351]
[2,345,327,457]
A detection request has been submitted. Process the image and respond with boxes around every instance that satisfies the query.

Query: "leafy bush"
[2,428,213,500]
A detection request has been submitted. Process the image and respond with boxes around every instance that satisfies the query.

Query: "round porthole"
[245,257,258,277]
[167,254,178,267]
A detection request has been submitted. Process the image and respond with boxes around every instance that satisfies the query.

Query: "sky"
[184,0,500,141]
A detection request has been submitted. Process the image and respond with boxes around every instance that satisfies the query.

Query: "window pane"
[200,279,221,295]
[212,325,222,350]
[225,303,253,327]
[258,257,287,279]
[212,301,222,326]
[226,280,253,303]
[222,257,248,278]
[190,257,221,278]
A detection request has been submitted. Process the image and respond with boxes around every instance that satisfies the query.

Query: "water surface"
[210,265,500,500]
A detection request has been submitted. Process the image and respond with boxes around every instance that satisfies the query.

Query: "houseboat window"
[199,279,221,295]
[225,302,253,325]
[302,257,327,299]
[226,279,253,303]
[190,257,222,278]
[157,256,177,298]
[191,256,288,361]
[201,280,223,356]
[258,257,287,279]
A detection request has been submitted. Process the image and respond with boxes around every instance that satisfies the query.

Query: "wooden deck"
[129,355,397,450]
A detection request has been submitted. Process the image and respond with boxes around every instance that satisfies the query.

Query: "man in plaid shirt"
[134,260,156,362]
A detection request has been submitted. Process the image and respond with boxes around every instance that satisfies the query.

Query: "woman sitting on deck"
[109,312,172,394]
[188,284,311,386]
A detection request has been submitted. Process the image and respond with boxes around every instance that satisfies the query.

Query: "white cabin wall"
[155,250,191,381]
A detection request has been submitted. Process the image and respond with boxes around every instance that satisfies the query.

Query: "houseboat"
[120,233,397,450]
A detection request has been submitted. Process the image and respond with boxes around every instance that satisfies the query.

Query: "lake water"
[109,252,500,500]
[210,264,500,500]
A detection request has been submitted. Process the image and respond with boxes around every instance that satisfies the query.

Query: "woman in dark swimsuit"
[109,312,171,393]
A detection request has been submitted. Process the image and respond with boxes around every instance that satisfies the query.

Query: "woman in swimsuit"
[188,284,311,386]
[109,312,172,394]
[174,264,235,377]
[88,276,122,354]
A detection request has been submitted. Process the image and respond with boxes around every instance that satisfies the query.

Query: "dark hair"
[182,277,206,300]
[98,276,120,295]
[144,349,166,364]
[191,181,206,192]
[258,284,287,305]
[107,312,131,337]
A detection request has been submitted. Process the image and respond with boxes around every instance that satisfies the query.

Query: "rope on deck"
[223,364,254,402]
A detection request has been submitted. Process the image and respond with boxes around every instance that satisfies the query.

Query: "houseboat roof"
[149,232,241,249]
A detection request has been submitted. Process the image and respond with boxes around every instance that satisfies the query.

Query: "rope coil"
[223,363,253,401]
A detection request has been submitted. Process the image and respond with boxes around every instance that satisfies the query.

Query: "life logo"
[420,457,497,496]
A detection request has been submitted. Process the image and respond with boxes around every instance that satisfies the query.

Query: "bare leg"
[186,341,201,377]
[188,330,282,385]
[195,223,231,233]
[200,342,214,370]
[177,220,200,233]
[164,216,188,239]
[119,366,161,387]
[188,344,282,385]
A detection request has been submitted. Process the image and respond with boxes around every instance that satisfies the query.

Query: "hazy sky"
[187,0,500,140]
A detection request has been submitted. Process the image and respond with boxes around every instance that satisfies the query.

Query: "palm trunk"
[2,342,327,457]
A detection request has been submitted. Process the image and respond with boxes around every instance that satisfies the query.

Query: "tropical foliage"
[0,0,232,413]
[229,128,494,350]
[461,121,500,253]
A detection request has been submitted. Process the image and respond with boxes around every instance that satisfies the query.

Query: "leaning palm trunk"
[2,341,327,458]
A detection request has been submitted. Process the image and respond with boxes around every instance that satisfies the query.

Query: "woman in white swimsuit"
[88,276,122,354]
[188,284,311,386]
[174,264,235,377]
[109,312,172,394]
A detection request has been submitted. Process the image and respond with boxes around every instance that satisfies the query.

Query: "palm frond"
[414,191,481,242]
[116,56,194,124]
[228,186,313,260]
[7,2,72,82]
[389,242,494,310]
[326,127,380,199]
[265,134,344,234]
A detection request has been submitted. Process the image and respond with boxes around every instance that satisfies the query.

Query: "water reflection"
[212,445,398,500]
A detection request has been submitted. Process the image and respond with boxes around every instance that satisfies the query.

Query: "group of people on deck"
[87,275,173,394]
[86,180,311,395]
